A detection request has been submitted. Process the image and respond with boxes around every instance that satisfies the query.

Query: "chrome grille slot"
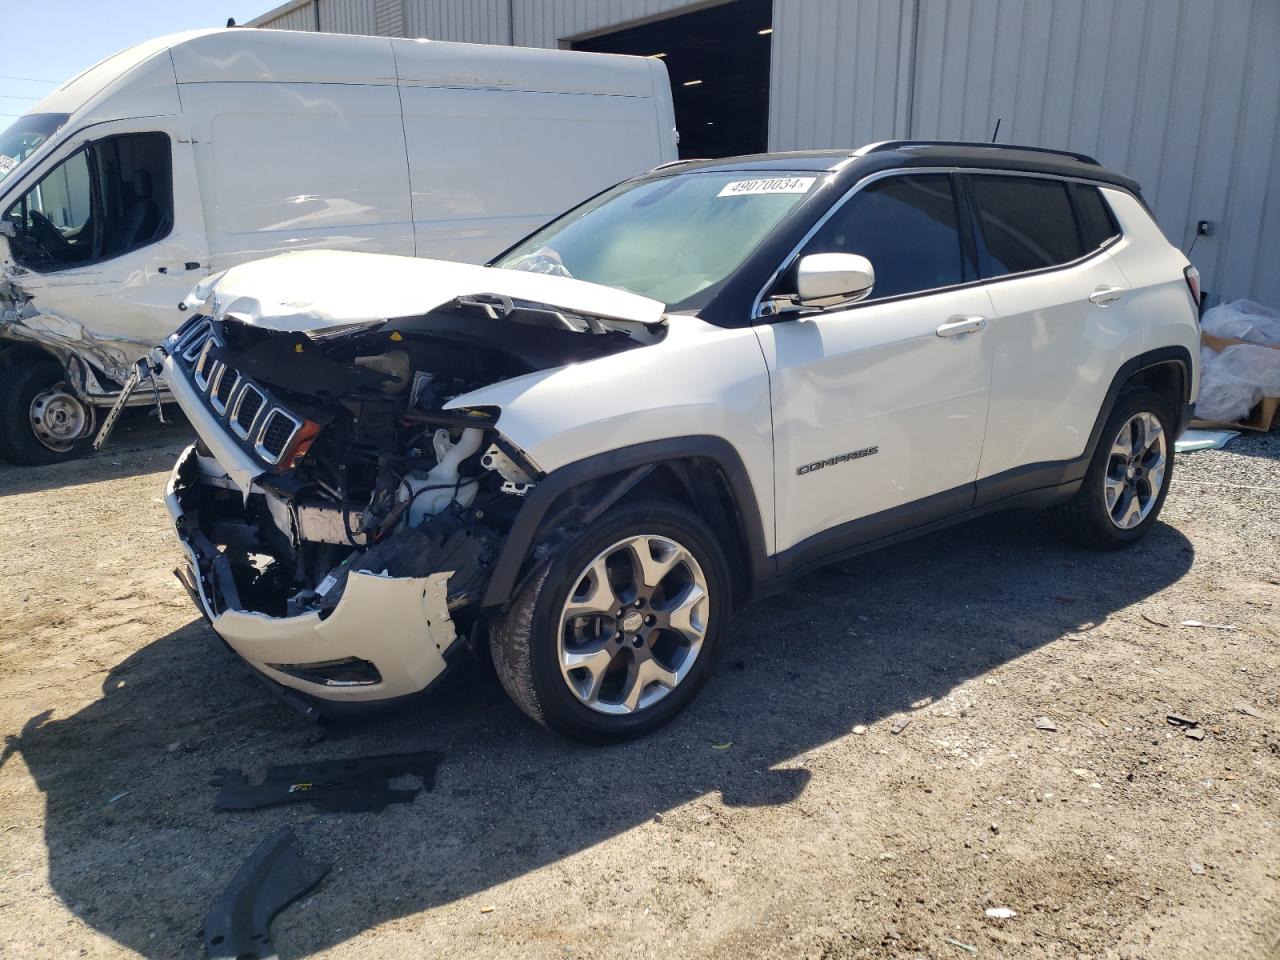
[192,337,220,390]
[255,408,301,464]
[176,319,212,361]
[210,366,240,414]
[229,384,265,440]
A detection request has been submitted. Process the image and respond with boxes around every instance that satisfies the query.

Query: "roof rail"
[649,158,702,171]
[858,140,1100,166]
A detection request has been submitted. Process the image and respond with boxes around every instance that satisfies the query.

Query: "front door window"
[2,132,172,271]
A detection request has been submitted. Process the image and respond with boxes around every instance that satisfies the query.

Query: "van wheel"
[1051,387,1174,549]
[490,497,730,744]
[0,359,95,465]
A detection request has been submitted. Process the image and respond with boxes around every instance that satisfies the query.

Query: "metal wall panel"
[405,0,512,43]
[320,0,378,35]
[510,0,708,48]
[908,0,1280,305]
[768,0,911,152]
[255,1,318,31]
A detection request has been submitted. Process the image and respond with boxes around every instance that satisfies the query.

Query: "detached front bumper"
[166,444,459,707]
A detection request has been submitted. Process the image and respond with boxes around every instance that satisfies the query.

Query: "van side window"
[1071,183,1120,252]
[969,175,1083,277]
[1,132,172,271]
[797,174,967,301]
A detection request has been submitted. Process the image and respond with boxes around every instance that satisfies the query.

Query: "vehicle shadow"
[3,509,1195,957]
[0,411,192,498]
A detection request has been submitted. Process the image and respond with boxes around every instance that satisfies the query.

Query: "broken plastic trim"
[212,749,444,813]
[203,827,330,960]
[264,656,382,687]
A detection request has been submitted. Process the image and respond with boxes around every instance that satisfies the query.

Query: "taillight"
[1184,265,1201,311]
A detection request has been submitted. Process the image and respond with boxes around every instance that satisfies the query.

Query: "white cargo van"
[0,28,676,464]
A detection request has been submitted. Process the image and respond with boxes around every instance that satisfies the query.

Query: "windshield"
[0,113,69,186]
[493,171,820,309]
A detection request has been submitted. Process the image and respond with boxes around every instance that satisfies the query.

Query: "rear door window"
[969,175,1083,278]
[1071,183,1120,252]
[796,173,969,301]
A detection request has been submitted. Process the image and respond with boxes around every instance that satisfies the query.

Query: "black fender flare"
[481,435,771,608]
[1083,344,1195,455]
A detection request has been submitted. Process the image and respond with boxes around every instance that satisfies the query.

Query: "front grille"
[174,320,306,469]
[229,385,265,439]
[256,409,300,463]
[210,367,240,414]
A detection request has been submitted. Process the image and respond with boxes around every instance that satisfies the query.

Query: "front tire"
[1052,387,1174,549]
[490,497,731,743]
[0,358,95,465]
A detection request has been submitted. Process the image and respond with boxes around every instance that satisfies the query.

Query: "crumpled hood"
[184,250,666,333]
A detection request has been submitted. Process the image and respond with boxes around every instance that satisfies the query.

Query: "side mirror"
[0,221,15,239]
[795,253,875,308]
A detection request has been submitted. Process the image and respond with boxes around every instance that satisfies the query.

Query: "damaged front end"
[162,271,661,714]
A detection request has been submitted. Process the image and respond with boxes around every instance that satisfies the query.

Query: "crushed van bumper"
[166,444,460,706]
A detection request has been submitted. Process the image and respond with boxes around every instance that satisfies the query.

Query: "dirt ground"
[0,415,1276,960]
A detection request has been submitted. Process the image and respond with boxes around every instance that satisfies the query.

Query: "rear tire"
[1051,387,1174,549]
[0,358,94,465]
[490,496,731,744]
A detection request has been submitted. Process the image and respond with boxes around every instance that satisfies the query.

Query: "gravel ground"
[0,420,1276,960]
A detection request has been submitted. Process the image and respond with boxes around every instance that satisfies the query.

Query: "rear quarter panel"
[1102,188,1202,402]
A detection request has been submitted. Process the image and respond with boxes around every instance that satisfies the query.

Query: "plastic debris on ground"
[1175,428,1240,452]
[212,749,443,813]
[204,827,330,960]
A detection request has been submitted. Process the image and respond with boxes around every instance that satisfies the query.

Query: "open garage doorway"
[572,0,772,159]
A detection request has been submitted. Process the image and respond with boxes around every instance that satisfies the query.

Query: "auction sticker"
[717,176,816,198]
[0,155,16,174]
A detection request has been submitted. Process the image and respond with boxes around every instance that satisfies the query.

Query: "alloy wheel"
[1104,411,1167,529]
[557,534,710,716]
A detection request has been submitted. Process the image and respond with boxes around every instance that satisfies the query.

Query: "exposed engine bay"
[163,284,665,701]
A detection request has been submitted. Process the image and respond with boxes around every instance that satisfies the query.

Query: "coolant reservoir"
[401,427,483,526]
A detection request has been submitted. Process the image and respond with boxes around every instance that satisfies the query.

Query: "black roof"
[651,140,1141,194]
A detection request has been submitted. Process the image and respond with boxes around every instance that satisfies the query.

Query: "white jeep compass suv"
[154,141,1201,742]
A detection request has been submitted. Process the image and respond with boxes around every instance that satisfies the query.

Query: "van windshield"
[492,171,819,309]
[0,113,69,186]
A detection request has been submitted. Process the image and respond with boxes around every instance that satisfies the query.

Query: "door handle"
[936,315,987,337]
[1088,285,1125,306]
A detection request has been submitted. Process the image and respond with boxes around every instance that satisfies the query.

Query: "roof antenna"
[990,117,1002,143]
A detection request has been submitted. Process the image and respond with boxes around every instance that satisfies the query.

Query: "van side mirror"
[0,221,15,239]
[795,253,875,308]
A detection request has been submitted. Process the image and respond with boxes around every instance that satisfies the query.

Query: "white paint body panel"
[976,252,1136,479]
[185,249,666,332]
[166,445,455,702]
[757,285,996,552]
[446,313,778,554]
[0,28,675,373]
[1101,189,1202,403]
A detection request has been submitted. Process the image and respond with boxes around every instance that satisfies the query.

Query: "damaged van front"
[161,249,669,715]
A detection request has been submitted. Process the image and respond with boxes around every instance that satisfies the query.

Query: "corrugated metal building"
[249,0,1280,306]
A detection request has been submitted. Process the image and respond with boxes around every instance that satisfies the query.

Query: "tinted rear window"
[1072,183,1120,251]
[799,173,967,300]
[970,175,1083,277]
